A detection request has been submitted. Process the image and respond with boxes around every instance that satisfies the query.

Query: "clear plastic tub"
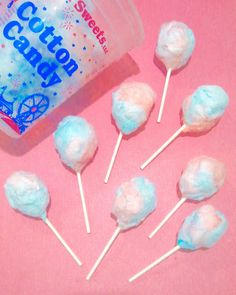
[0,0,144,137]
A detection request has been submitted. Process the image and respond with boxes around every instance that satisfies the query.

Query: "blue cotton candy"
[179,156,226,201]
[177,205,228,250]
[54,116,98,172]
[112,99,147,135]
[112,177,157,230]
[4,171,49,220]
[111,82,156,135]
[183,85,229,131]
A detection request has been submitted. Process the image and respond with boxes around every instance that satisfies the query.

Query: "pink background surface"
[0,0,236,294]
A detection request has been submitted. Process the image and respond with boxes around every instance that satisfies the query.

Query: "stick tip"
[76,260,83,266]
[104,174,109,183]
[85,223,91,234]
[128,278,134,283]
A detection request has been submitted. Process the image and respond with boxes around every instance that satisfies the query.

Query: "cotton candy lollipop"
[4,171,82,267]
[149,156,226,238]
[141,85,229,169]
[129,205,228,282]
[104,82,156,183]
[156,21,195,123]
[54,116,98,234]
[86,177,157,280]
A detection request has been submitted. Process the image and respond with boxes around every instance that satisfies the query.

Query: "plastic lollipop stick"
[110,83,156,182]
[130,205,228,282]
[149,156,226,239]
[129,245,180,282]
[87,177,156,280]
[155,22,195,123]
[86,227,121,280]
[77,173,91,234]
[104,132,123,183]
[44,218,82,267]
[157,68,172,123]
[141,124,186,170]
[54,116,98,234]
[142,85,229,170]
[4,171,83,267]
[148,198,187,239]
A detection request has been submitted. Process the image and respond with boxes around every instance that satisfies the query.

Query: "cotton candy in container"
[0,0,144,137]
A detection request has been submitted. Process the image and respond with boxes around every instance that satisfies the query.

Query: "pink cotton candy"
[112,177,157,230]
[156,21,195,70]
[179,156,226,201]
[113,182,144,226]
[116,82,156,115]
[69,137,98,172]
[182,95,219,133]
[177,205,228,250]
[198,205,222,231]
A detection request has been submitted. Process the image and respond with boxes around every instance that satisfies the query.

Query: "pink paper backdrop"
[0,0,236,294]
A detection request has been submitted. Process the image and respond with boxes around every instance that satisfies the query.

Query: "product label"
[0,0,108,135]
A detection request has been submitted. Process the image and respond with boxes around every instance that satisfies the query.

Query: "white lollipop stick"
[44,218,82,267]
[77,173,91,234]
[104,132,123,183]
[157,68,172,123]
[140,124,186,170]
[129,245,180,282]
[148,198,187,239]
[86,227,121,280]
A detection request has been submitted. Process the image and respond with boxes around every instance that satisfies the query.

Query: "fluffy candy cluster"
[4,171,49,220]
[179,156,226,201]
[112,177,157,230]
[112,82,156,135]
[182,85,229,132]
[156,21,195,70]
[54,116,98,172]
[177,205,228,250]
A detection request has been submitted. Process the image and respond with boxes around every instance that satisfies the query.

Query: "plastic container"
[0,0,144,137]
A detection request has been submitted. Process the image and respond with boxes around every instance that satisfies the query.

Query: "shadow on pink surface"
[0,54,140,156]
[153,54,192,76]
